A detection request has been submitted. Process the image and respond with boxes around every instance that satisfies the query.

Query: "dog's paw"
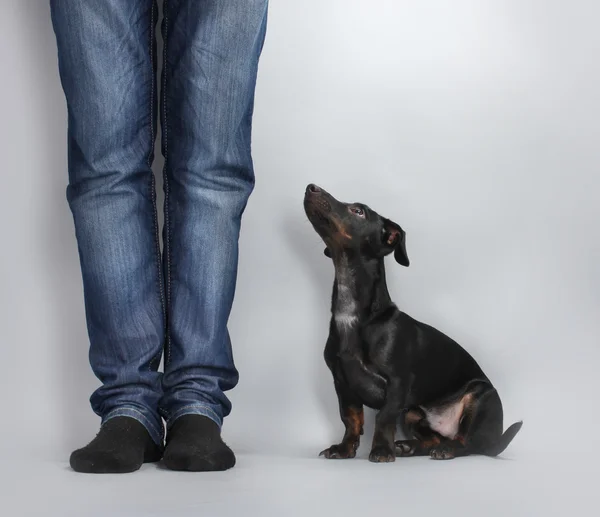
[394,440,417,457]
[319,442,357,459]
[369,446,396,463]
[430,446,455,460]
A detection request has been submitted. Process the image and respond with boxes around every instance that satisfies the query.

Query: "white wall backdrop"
[1,0,598,470]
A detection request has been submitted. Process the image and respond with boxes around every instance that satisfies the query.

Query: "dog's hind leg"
[395,412,446,457]
[395,407,471,459]
[395,438,441,457]
[428,440,470,460]
[426,395,478,460]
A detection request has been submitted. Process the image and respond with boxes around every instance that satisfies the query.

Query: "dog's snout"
[306,184,321,194]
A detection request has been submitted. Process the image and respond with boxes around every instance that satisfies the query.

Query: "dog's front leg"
[320,379,364,459]
[370,379,403,463]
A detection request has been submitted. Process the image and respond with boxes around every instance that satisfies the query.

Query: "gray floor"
[2,449,590,517]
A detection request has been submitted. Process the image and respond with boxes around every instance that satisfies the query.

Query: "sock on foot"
[163,415,236,471]
[69,416,163,474]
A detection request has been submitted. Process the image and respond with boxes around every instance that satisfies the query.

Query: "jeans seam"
[103,407,162,439]
[167,404,222,427]
[149,0,165,372]
[162,1,172,367]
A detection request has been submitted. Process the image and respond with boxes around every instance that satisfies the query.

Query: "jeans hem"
[102,407,164,445]
[165,404,222,431]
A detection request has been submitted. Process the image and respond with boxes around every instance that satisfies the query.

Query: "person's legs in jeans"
[159,0,268,471]
[51,0,268,474]
[50,0,165,472]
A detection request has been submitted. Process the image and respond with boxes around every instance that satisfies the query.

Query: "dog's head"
[303,184,409,266]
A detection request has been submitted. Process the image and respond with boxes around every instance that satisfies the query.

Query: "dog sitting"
[303,184,522,462]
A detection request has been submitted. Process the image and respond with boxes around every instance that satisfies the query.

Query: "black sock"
[69,416,163,474]
[162,415,236,471]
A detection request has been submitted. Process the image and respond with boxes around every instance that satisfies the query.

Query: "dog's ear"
[324,248,332,258]
[382,219,409,266]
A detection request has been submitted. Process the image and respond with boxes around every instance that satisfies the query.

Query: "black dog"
[304,184,522,462]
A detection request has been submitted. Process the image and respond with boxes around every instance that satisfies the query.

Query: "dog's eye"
[350,207,365,217]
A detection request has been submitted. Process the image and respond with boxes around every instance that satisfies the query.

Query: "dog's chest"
[333,268,359,330]
[334,285,359,329]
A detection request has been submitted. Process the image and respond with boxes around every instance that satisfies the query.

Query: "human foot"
[70,416,163,473]
[162,415,235,471]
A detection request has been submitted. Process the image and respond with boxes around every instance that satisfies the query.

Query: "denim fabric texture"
[50,0,268,445]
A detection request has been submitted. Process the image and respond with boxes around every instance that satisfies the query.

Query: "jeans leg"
[50,0,165,444]
[159,0,268,429]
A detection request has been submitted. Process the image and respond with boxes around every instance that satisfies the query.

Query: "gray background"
[0,1,598,516]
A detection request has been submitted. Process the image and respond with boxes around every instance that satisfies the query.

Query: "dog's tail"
[486,421,523,457]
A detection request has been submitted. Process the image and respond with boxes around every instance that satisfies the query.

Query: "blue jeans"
[50,0,268,445]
